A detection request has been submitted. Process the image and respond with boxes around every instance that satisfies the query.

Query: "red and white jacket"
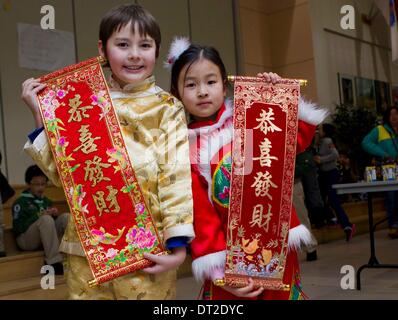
[188,99,328,283]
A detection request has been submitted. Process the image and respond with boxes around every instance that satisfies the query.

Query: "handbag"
[0,171,15,204]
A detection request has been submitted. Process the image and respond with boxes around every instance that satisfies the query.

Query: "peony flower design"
[135,203,145,215]
[56,90,66,99]
[105,248,119,260]
[126,226,156,250]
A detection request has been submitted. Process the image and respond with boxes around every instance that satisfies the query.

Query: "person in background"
[362,106,398,239]
[314,123,356,242]
[12,165,68,274]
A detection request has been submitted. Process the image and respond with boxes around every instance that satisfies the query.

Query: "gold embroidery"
[73,125,101,154]
[68,94,93,123]
[84,156,111,187]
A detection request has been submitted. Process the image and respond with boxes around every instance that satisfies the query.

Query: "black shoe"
[0,251,6,258]
[306,250,317,261]
[51,262,64,275]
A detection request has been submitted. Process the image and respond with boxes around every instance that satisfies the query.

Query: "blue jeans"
[384,191,398,228]
[319,168,351,229]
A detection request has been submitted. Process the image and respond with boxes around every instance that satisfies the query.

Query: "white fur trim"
[164,37,191,70]
[196,119,233,202]
[298,97,329,125]
[188,99,233,138]
[192,250,227,283]
[288,224,316,252]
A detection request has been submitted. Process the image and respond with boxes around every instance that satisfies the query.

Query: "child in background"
[167,38,328,299]
[12,165,68,274]
[314,123,356,241]
[21,4,194,299]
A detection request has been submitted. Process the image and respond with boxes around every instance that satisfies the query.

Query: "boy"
[12,165,68,274]
[21,4,194,299]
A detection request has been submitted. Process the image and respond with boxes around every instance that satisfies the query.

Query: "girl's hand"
[221,278,264,298]
[142,246,186,274]
[313,155,321,164]
[21,78,46,128]
[257,72,282,84]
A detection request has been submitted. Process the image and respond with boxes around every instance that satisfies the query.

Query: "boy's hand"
[43,207,58,216]
[221,278,264,298]
[257,72,282,84]
[142,247,186,274]
[21,78,46,128]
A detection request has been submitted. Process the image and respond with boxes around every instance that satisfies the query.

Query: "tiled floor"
[176,229,398,300]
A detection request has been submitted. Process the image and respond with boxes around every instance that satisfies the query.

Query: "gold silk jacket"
[24,76,195,256]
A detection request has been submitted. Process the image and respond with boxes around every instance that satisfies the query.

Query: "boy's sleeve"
[157,100,195,243]
[24,130,61,187]
[190,169,226,282]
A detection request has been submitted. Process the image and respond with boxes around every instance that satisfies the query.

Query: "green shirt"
[12,190,53,237]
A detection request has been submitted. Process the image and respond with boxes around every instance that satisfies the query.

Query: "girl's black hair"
[170,44,227,100]
[382,106,398,127]
[321,123,335,139]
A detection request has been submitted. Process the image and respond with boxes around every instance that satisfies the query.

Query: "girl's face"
[318,124,325,138]
[178,58,226,122]
[98,22,156,88]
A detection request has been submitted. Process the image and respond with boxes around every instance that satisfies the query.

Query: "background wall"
[0,0,236,183]
[237,0,317,100]
[309,0,398,110]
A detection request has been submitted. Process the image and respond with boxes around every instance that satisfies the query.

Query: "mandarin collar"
[108,75,156,93]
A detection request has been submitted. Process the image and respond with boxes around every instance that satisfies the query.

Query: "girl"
[167,38,328,300]
[314,123,356,242]
[21,4,194,299]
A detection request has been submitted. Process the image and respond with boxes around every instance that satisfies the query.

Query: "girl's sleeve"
[362,126,389,158]
[24,130,61,186]
[190,168,226,282]
[296,120,316,153]
[157,100,195,243]
[296,97,329,153]
[319,138,339,163]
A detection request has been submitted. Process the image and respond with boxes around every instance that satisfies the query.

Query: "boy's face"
[98,22,156,88]
[178,58,226,122]
[29,176,48,198]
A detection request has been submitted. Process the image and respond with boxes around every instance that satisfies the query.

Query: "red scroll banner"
[37,57,166,286]
[225,76,300,291]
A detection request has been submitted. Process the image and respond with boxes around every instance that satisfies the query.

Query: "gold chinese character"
[251,171,278,199]
[250,204,273,232]
[92,187,120,216]
[93,191,107,216]
[253,137,278,167]
[73,125,101,154]
[84,156,111,187]
[68,94,93,123]
[106,185,120,213]
[254,108,282,135]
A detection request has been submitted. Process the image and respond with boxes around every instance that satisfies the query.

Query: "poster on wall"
[17,23,76,71]
[355,77,376,111]
[338,73,356,106]
[374,80,391,115]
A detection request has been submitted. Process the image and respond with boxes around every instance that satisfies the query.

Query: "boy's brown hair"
[99,4,161,58]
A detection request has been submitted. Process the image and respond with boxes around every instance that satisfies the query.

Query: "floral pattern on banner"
[37,57,166,285]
